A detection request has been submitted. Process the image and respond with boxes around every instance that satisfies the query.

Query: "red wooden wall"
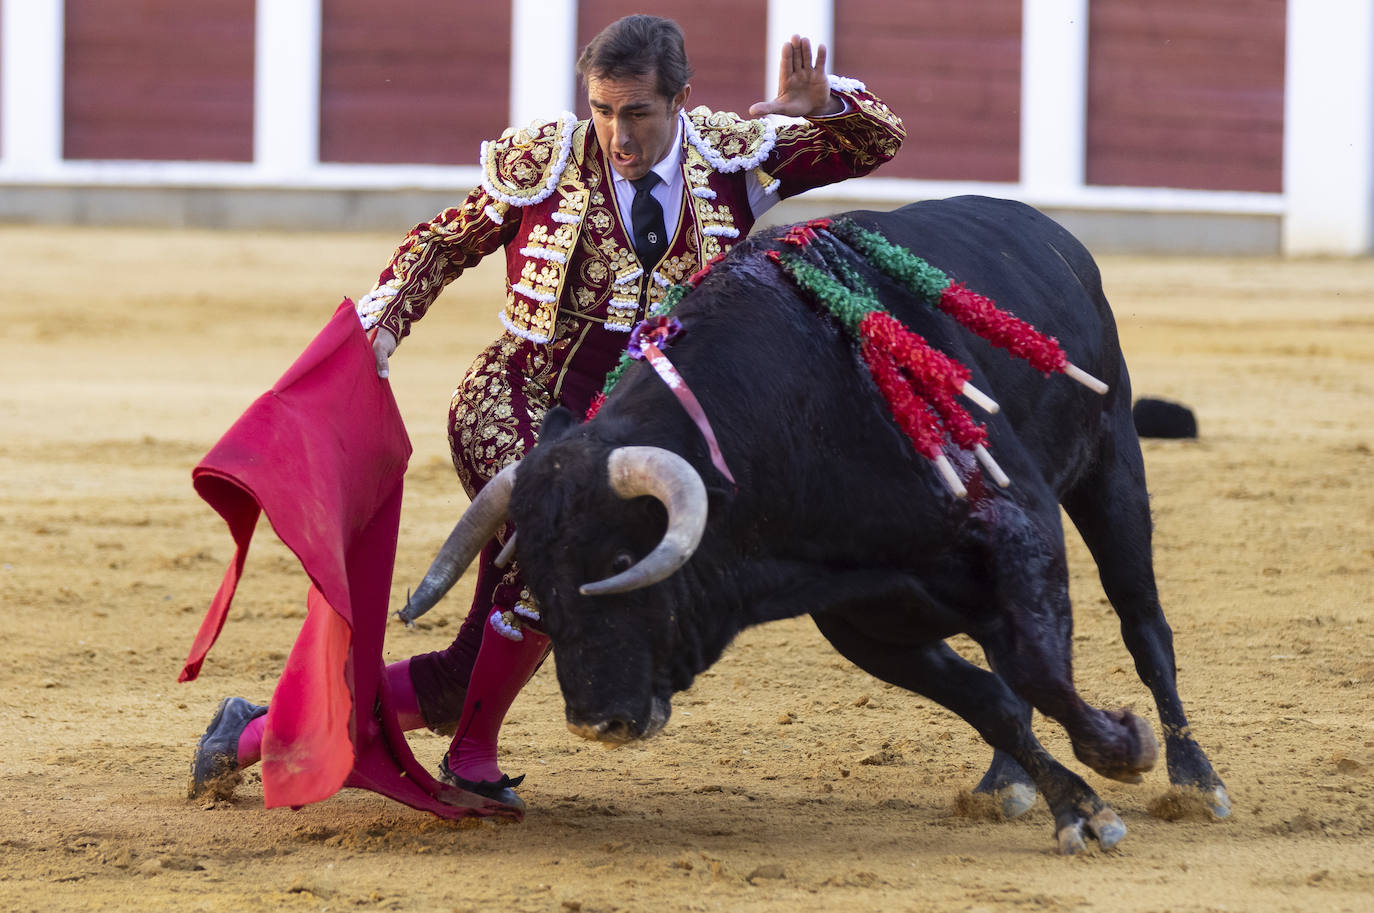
[574,1,768,121]
[318,0,511,165]
[1085,0,1286,192]
[834,0,1023,182]
[42,1,1291,193]
[63,0,255,161]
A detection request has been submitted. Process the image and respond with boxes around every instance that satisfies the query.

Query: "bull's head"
[399,407,714,745]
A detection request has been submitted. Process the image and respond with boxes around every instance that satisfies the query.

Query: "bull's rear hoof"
[1162,737,1231,819]
[995,783,1038,819]
[1055,806,1126,854]
[1089,807,1127,850]
[1057,820,1087,855]
[1180,771,1232,819]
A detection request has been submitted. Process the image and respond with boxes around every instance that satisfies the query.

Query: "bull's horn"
[398,463,517,624]
[579,446,708,596]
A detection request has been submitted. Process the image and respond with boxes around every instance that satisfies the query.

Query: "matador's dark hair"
[576,14,693,100]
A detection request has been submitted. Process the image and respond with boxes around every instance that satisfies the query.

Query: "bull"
[403,196,1229,853]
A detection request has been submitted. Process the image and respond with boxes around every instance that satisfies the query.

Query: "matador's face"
[587,72,690,181]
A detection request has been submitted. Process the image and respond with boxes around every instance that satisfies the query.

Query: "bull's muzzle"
[566,696,671,744]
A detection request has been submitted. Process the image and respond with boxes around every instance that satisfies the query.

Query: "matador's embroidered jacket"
[351,77,903,628]
[356,76,904,350]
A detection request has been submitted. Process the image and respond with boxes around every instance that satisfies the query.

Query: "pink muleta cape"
[179,299,484,818]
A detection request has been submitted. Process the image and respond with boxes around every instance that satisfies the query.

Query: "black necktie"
[630,172,668,267]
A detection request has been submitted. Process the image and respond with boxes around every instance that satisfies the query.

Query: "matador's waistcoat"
[356,76,904,346]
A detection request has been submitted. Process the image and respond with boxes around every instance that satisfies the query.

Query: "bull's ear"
[705,479,735,516]
[539,405,579,443]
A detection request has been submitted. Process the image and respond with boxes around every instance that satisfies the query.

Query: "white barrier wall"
[1283,0,1374,256]
[1,0,1370,254]
[1,0,64,178]
[254,0,321,179]
[510,0,578,129]
[1019,0,1087,200]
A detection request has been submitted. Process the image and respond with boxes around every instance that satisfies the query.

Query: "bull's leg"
[976,519,1159,786]
[811,614,1125,854]
[1061,422,1230,817]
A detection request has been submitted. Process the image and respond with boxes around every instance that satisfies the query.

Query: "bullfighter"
[191,13,904,812]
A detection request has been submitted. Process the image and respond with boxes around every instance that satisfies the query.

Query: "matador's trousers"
[406,311,630,725]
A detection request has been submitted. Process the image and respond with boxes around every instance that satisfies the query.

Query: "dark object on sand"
[1133,398,1198,438]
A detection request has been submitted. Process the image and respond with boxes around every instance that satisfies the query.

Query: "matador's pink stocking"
[235,714,266,767]
[446,610,551,784]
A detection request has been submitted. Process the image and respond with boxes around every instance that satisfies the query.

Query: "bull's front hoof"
[1149,783,1232,822]
[1206,784,1233,819]
[1163,740,1232,819]
[1055,805,1127,855]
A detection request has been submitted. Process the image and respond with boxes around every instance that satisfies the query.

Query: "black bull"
[405,196,1229,853]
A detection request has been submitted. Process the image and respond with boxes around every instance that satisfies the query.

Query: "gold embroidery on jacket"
[767,92,905,174]
[685,146,736,263]
[484,116,574,203]
[503,180,591,341]
[368,191,507,338]
[688,108,772,160]
[606,260,644,331]
[656,252,697,287]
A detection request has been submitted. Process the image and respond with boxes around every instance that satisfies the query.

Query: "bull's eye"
[611,550,635,574]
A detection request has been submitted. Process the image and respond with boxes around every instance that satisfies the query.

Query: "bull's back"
[642,196,1130,556]
[850,197,1114,374]
[847,196,1130,493]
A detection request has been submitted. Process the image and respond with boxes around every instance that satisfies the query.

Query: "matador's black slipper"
[437,752,526,813]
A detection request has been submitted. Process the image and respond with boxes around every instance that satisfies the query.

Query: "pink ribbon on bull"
[628,317,737,485]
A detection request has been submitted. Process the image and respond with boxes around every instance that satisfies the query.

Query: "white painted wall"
[1283,0,1374,255]
[254,0,322,179]
[1020,0,1088,198]
[765,0,833,97]
[511,0,578,128]
[1,0,64,177]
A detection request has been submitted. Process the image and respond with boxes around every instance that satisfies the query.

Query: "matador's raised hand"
[749,35,844,119]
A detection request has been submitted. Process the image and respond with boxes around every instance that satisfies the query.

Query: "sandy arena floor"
[0,224,1371,913]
